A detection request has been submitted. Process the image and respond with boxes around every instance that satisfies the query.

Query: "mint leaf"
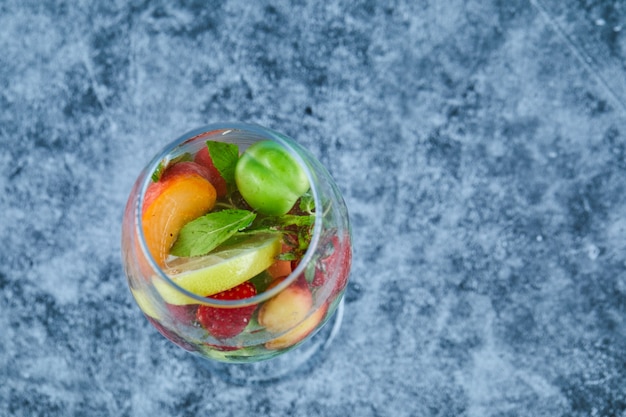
[282,214,315,227]
[247,271,274,293]
[151,161,165,182]
[170,209,256,257]
[299,191,315,213]
[303,260,317,284]
[276,252,297,261]
[207,141,239,192]
[252,214,315,229]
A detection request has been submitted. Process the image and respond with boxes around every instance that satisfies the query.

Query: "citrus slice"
[130,287,161,320]
[154,233,282,305]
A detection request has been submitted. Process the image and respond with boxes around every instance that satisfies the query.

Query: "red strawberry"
[312,235,352,296]
[196,282,257,339]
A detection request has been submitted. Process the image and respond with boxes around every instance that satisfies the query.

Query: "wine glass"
[121,122,351,384]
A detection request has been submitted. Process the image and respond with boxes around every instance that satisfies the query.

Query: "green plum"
[235,140,310,215]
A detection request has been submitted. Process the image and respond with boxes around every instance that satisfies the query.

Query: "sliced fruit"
[267,259,292,280]
[130,287,161,320]
[194,146,229,197]
[155,233,282,305]
[204,343,240,352]
[143,162,216,210]
[130,287,198,327]
[166,303,198,326]
[265,303,328,350]
[142,162,217,265]
[145,316,197,352]
[258,277,313,334]
[267,243,293,279]
[196,282,257,339]
[151,153,194,182]
[312,234,352,297]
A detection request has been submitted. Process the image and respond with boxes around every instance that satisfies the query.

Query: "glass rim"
[134,122,322,307]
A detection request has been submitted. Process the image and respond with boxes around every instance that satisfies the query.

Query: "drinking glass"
[121,122,351,383]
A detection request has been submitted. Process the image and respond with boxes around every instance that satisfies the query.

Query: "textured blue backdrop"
[1,1,625,416]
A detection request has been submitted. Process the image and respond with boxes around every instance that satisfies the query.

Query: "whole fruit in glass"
[121,123,351,366]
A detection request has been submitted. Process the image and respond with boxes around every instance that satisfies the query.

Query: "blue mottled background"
[1,1,626,416]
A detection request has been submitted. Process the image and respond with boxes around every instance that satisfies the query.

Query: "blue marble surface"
[1,0,626,416]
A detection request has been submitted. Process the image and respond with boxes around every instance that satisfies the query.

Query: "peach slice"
[265,302,328,350]
[258,278,313,334]
[194,146,228,197]
[267,243,293,279]
[267,259,292,280]
[142,162,217,265]
[143,162,215,211]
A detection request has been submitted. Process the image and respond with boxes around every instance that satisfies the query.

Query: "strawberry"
[312,235,352,296]
[196,282,257,339]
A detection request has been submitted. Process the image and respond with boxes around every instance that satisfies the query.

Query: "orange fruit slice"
[142,165,217,265]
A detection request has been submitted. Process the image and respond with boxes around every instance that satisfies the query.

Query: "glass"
[121,122,351,383]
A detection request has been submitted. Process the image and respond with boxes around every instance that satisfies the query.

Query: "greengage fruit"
[235,140,309,216]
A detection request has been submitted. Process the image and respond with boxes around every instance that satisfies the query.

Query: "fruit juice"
[121,125,351,363]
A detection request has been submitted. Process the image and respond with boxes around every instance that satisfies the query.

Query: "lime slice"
[154,233,282,305]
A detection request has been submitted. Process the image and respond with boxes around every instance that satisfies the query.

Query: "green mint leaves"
[299,191,315,213]
[165,140,317,264]
[151,162,165,182]
[207,140,238,192]
[252,214,314,229]
[170,209,256,257]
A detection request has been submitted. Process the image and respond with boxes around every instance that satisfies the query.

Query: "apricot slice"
[258,278,313,334]
[267,243,293,279]
[265,303,328,350]
[142,163,217,265]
